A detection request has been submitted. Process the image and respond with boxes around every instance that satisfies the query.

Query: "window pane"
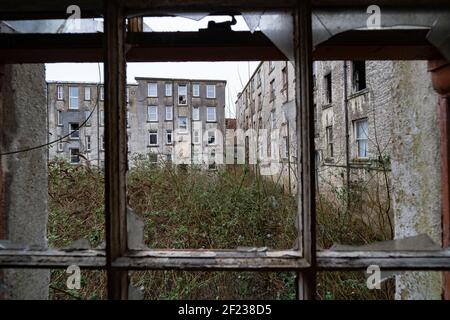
[148,83,158,97]
[206,85,216,98]
[84,87,91,101]
[192,107,200,121]
[207,107,216,122]
[69,87,79,109]
[357,120,368,140]
[178,116,187,130]
[193,84,200,97]
[57,86,64,100]
[148,106,158,121]
[165,83,172,96]
[165,106,173,120]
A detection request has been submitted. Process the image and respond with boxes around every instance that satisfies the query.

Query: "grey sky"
[45,15,260,118]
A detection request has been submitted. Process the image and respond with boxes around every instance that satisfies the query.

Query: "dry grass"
[48,158,394,300]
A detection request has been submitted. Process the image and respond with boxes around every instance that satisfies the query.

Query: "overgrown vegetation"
[48,157,393,300]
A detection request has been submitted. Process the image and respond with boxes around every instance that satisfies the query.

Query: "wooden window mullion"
[104,0,129,300]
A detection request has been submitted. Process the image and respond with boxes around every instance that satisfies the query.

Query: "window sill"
[352,157,370,163]
[147,120,159,123]
[164,119,173,122]
[206,120,217,123]
[322,103,333,110]
[147,145,159,148]
[324,157,334,164]
[349,88,369,99]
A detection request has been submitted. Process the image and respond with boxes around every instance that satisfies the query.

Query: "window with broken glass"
[0,1,448,303]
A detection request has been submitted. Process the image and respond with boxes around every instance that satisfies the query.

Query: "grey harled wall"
[390,61,442,300]
[0,64,49,299]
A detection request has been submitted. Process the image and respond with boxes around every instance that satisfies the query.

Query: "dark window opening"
[324,72,332,104]
[352,61,367,92]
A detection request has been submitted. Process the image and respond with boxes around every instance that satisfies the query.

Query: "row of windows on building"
[146,83,217,102]
[56,83,217,109]
[55,106,217,129]
[57,85,105,109]
[61,128,218,164]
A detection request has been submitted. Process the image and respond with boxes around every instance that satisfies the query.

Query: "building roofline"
[236,61,264,101]
[134,77,227,83]
[46,80,138,86]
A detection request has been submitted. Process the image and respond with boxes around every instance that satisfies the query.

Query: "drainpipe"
[343,61,351,209]
[428,58,450,300]
[285,61,292,194]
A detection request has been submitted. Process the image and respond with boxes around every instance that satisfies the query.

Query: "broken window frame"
[149,130,158,146]
[0,0,449,302]
[324,72,332,105]
[69,122,80,139]
[352,61,367,93]
[70,148,80,164]
[178,84,188,105]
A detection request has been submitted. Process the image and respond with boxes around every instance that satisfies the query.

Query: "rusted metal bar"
[104,0,129,300]
[295,0,316,300]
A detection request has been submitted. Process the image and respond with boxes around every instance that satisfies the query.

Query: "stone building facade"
[47,78,226,168]
[235,61,298,193]
[236,60,443,299]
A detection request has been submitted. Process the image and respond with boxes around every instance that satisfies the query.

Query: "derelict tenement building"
[47,78,226,168]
